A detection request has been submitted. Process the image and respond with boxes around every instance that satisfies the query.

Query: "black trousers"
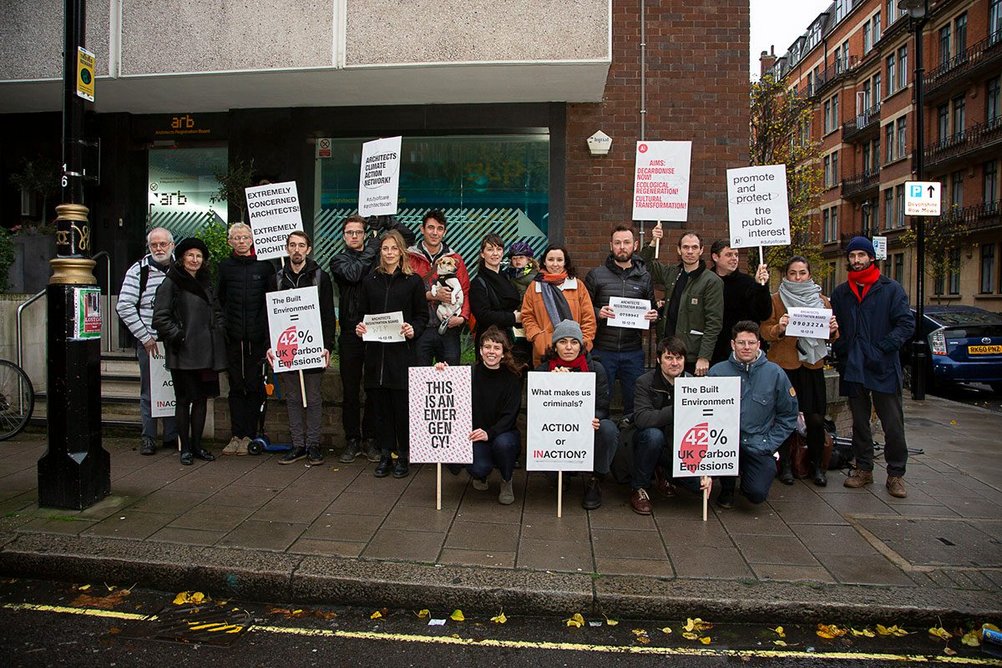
[368,387,409,460]
[226,339,267,438]
[848,388,908,478]
[339,331,375,441]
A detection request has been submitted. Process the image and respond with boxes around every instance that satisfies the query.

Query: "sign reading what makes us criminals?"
[526,371,596,472]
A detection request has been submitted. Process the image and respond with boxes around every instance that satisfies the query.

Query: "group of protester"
[117,211,914,513]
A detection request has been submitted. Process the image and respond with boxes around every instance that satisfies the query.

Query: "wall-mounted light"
[587,130,612,156]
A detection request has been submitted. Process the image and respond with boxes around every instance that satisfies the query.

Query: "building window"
[897,46,908,89]
[824,155,831,187]
[874,72,881,102]
[934,251,945,295]
[985,161,999,204]
[956,13,968,54]
[823,99,831,133]
[939,24,951,67]
[981,244,996,294]
[952,95,966,136]
[862,199,877,235]
[885,122,895,162]
[952,171,964,208]
[831,151,838,186]
[896,117,907,158]
[864,22,873,53]
[895,183,905,228]
[893,253,904,285]
[987,77,1000,121]
[886,53,896,95]
[992,0,1002,42]
[835,41,850,72]
[823,207,839,242]
[948,247,961,295]
[872,137,880,169]
[937,104,950,141]
[884,188,893,229]
[823,262,837,296]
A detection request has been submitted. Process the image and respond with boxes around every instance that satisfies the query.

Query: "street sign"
[872,235,887,260]
[904,181,941,216]
[76,47,95,102]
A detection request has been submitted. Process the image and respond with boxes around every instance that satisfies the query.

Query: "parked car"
[901,306,1002,393]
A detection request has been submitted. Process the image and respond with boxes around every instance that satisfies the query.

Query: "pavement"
[1,393,1000,627]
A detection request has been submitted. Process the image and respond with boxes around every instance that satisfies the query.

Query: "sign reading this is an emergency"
[408,366,473,464]
[631,141,692,222]
[905,181,942,217]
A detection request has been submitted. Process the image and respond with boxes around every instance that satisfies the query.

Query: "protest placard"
[632,141,692,222]
[409,366,473,464]
[362,312,405,343]
[786,307,833,340]
[246,180,303,261]
[608,297,652,330]
[672,377,740,479]
[727,165,791,249]
[266,286,326,373]
[526,372,596,472]
[358,136,402,217]
[150,342,175,419]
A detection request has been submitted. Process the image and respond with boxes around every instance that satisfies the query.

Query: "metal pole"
[911,7,928,400]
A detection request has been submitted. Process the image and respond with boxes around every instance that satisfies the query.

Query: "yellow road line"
[2,602,148,621]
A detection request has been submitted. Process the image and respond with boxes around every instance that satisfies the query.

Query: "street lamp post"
[899,0,929,400]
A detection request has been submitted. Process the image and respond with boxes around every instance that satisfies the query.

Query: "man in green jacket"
[641,228,723,376]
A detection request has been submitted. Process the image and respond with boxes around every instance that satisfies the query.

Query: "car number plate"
[968,345,1002,355]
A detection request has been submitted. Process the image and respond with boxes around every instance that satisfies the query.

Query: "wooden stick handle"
[557,471,563,518]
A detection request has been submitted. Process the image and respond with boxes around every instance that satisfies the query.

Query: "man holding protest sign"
[407,210,471,367]
[266,231,335,466]
[643,229,723,377]
[709,239,772,366]
[708,321,799,508]
[830,237,914,499]
[584,225,657,417]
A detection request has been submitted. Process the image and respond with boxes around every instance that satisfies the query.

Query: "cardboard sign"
[672,377,740,478]
[786,307,833,340]
[362,311,405,343]
[246,180,304,261]
[150,342,176,419]
[608,297,652,330]
[526,371,596,472]
[727,165,791,248]
[408,366,473,464]
[266,286,326,372]
[358,136,402,217]
[631,141,692,222]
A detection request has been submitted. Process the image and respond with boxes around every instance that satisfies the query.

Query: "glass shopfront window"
[147,146,228,238]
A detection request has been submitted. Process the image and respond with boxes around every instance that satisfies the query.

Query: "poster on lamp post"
[672,376,740,478]
[726,165,791,248]
[245,180,304,261]
[631,141,692,222]
[358,136,402,217]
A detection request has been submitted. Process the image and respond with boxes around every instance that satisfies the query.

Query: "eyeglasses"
[344,230,365,237]
[230,235,252,241]
[734,340,760,347]
[148,242,172,249]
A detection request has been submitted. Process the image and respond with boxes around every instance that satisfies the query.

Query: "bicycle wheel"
[0,359,34,441]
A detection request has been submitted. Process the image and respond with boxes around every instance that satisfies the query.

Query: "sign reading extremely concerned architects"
[358,136,402,217]
[726,165,791,248]
[245,180,304,261]
[631,141,692,222]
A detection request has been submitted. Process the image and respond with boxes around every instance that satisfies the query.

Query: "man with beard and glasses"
[708,239,772,366]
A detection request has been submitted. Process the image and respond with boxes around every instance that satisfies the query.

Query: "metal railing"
[842,103,881,142]
[92,250,111,352]
[937,200,1002,233]
[16,290,46,374]
[841,167,881,199]
[925,116,1002,169]
[925,32,1002,99]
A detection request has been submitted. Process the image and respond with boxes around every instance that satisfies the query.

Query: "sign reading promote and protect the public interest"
[727,165,791,248]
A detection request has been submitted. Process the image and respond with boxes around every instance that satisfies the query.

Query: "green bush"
[196,219,230,281]
[0,227,14,292]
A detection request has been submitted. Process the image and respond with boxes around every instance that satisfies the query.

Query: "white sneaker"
[235,437,251,456]
[498,479,515,505]
[222,437,240,455]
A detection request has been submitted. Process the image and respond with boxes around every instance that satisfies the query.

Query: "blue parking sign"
[909,184,924,198]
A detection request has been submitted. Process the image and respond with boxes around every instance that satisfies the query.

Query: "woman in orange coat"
[761,256,839,487]
[521,245,596,366]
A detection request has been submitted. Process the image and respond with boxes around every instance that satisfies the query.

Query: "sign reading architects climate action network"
[245,180,304,261]
[526,372,596,472]
[266,286,326,372]
[672,377,740,479]
[358,136,402,217]
[408,366,473,464]
[631,140,692,222]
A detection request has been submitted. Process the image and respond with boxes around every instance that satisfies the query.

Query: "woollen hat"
[174,237,210,260]
[845,236,875,258]
[507,241,534,258]
[551,319,584,347]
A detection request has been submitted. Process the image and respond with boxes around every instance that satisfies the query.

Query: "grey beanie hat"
[551,319,584,346]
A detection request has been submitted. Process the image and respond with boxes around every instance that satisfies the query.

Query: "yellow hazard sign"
[76,47,95,102]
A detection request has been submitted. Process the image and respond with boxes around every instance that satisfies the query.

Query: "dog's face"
[435,256,458,276]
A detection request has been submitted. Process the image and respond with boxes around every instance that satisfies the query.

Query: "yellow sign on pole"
[76,47,95,102]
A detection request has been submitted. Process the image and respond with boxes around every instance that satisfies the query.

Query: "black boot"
[374,453,393,478]
[777,442,794,485]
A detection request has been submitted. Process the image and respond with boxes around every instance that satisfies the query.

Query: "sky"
[749,0,833,79]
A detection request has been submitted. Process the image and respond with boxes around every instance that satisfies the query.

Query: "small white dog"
[430,255,464,333]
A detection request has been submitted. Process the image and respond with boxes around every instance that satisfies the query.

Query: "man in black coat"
[217,222,274,455]
[709,240,772,365]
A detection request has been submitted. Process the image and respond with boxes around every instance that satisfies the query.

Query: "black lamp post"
[899,0,929,400]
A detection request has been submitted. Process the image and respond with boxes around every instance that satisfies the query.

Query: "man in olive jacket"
[641,229,723,376]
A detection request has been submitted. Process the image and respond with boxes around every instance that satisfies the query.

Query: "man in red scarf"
[830,237,915,499]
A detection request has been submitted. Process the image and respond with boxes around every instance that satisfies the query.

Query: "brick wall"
[564,0,751,272]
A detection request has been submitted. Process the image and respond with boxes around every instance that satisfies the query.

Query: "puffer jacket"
[152,266,227,371]
[406,241,472,325]
[217,253,273,345]
[708,351,798,456]
[584,254,656,353]
[358,268,429,390]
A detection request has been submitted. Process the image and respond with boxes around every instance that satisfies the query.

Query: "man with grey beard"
[116,227,178,455]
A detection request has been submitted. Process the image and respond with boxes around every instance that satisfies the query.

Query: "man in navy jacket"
[830,237,914,499]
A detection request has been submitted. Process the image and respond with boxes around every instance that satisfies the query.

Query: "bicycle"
[0,358,34,440]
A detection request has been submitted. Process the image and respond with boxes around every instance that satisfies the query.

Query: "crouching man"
[708,321,798,508]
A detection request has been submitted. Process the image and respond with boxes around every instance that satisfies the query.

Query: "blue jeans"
[416,326,461,366]
[593,348,645,415]
[720,449,776,504]
[633,427,699,493]
[468,430,520,482]
[594,418,619,475]
[136,341,177,442]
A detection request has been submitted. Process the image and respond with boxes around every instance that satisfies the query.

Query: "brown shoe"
[843,469,874,489]
[886,476,907,498]
[630,488,653,515]
[653,467,676,499]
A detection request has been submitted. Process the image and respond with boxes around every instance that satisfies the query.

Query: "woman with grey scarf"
[761,256,839,486]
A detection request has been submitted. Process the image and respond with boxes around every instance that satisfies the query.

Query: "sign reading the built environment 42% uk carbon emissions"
[246,180,303,261]
[631,141,692,222]
[526,372,596,472]
[408,366,473,464]
[266,286,326,372]
[358,136,402,217]
[727,165,791,248]
[672,377,740,478]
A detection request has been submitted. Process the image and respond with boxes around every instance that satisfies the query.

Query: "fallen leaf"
[636,635,651,645]
[450,609,465,622]
[816,624,847,639]
[491,612,507,624]
[683,617,713,632]
[682,631,700,640]
[950,419,957,425]
[661,626,673,635]
[928,626,952,641]
[72,589,131,610]
[631,628,647,637]
[944,647,957,656]
[773,640,788,647]
[961,629,981,647]
[370,610,384,620]
[172,591,205,606]
[107,627,121,636]
[604,615,619,627]
[565,613,585,628]
[876,624,909,637]
[78,584,91,591]
[773,625,785,638]
[416,609,430,619]
[851,627,876,637]
[699,636,712,645]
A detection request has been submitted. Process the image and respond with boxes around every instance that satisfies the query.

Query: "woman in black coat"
[355,229,429,479]
[469,233,529,365]
[153,238,226,465]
